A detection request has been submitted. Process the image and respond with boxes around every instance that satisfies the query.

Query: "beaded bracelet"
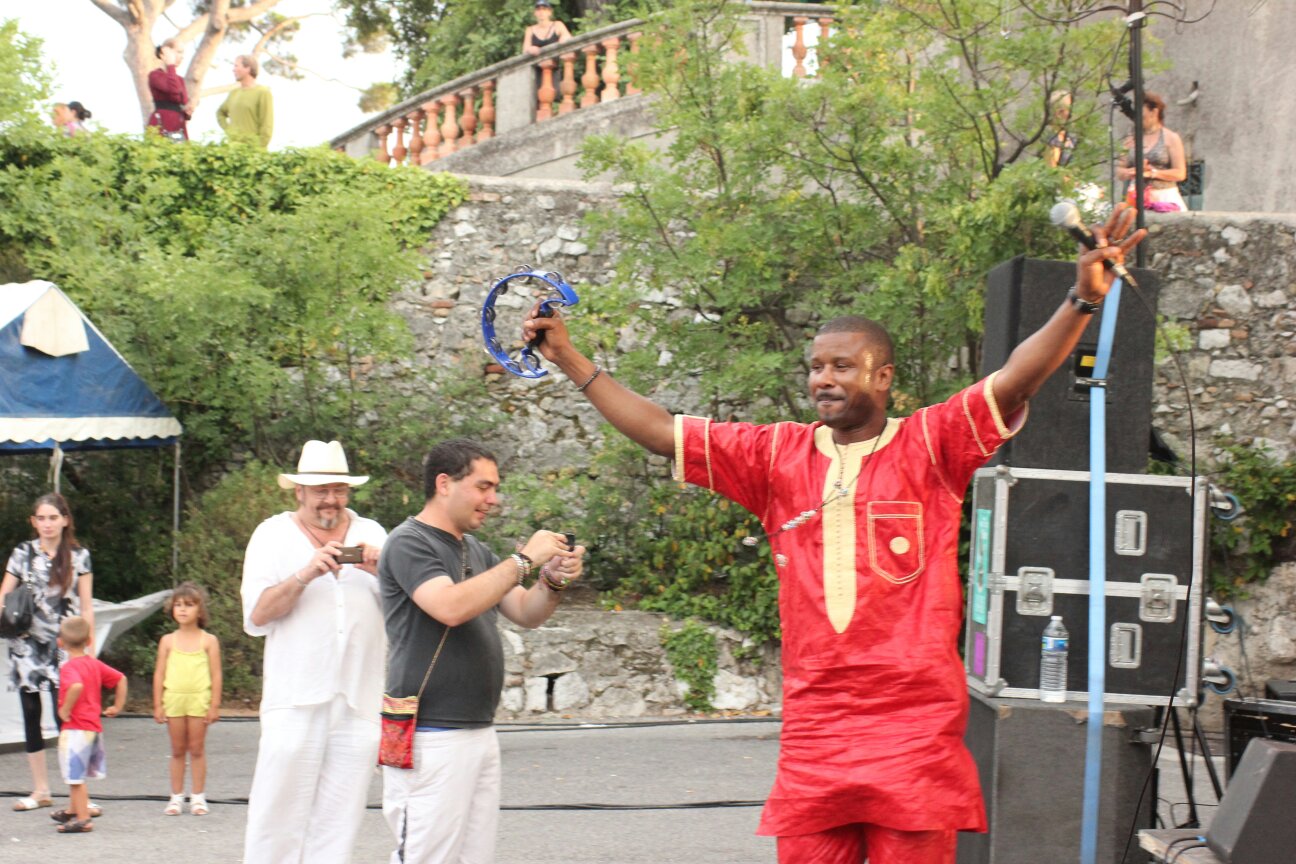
[541,567,570,592]
[576,365,603,392]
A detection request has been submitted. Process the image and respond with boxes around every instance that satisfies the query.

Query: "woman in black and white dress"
[1,493,94,812]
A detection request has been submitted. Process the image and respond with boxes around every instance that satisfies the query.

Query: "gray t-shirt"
[379,517,503,728]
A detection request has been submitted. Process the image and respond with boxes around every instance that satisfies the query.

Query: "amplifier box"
[957,691,1156,864]
[964,465,1206,706]
[1223,698,1296,777]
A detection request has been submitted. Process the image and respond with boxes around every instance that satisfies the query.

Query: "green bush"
[660,618,718,712]
[1210,443,1296,595]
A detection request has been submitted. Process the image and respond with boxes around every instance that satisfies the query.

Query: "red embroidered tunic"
[673,373,1023,837]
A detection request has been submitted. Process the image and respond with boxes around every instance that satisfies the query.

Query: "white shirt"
[241,509,387,716]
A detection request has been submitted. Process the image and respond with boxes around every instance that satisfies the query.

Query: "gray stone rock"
[524,676,549,713]
[1209,359,1262,380]
[1255,289,1289,308]
[1198,329,1230,350]
[500,686,524,713]
[453,221,478,238]
[711,669,760,710]
[537,236,563,259]
[562,241,589,257]
[528,648,578,677]
[552,672,591,710]
[536,195,556,210]
[556,224,581,241]
[1216,284,1253,316]
[1221,225,1249,246]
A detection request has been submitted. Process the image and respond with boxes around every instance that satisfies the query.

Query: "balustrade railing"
[332,3,835,167]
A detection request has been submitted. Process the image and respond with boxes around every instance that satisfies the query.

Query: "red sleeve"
[148,67,187,103]
[95,658,125,689]
[673,415,775,517]
[914,371,1027,499]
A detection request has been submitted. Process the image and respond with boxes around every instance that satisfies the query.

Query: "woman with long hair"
[1,493,95,812]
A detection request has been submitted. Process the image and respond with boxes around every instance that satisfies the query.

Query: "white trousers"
[383,726,501,864]
[243,696,380,864]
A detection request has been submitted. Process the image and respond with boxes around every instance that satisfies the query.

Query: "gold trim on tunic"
[813,419,900,634]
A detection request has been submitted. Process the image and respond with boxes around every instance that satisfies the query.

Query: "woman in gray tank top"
[1118,91,1187,211]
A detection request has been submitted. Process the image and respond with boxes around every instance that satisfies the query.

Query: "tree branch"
[87,0,133,26]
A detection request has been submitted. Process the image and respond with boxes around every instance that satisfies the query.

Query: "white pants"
[243,696,380,864]
[383,726,501,864]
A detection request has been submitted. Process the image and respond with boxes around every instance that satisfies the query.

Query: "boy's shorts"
[58,729,107,785]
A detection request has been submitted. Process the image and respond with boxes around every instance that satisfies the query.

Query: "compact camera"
[336,545,364,564]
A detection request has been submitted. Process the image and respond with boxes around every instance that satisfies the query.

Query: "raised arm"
[520,311,675,456]
[991,202,1147,418]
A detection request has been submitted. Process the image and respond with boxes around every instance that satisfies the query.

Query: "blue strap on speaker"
[1082,277,1123,864]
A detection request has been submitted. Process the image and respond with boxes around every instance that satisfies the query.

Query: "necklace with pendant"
[740,423,885,549]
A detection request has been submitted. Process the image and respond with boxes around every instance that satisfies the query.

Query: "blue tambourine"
[481,267,580,378]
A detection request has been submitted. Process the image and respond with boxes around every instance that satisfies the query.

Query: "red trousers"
[777,823,957,864]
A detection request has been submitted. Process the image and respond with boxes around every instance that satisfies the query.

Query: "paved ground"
[0,715,780,863]
[0,713,1224,863]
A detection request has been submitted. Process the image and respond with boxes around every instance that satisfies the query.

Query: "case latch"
[1110,622,1143,669]
[1114,510,1148,556]
[1015,567,1054,616]
[1139,574,1178,623]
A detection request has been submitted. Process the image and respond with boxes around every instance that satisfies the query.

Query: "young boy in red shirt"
[52,615,127,833]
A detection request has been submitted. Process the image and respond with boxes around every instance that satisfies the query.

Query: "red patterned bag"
[377,627,450,769]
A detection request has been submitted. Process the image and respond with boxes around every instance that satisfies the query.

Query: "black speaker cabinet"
[1207,739,1296,864]
[1223,698,1296,776]
[982,256,1159,474]
[957,691,1156,864]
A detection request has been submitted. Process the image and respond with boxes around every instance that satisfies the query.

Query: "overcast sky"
[5,0,402,149]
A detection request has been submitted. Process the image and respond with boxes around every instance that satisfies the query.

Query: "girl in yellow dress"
[152,582,222,815]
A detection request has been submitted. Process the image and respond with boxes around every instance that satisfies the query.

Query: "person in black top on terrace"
[522,0,571,56]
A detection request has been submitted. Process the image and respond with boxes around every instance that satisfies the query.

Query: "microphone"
[1048,199,1137,287]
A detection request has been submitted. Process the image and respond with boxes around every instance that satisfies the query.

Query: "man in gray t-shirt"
[379,438,584,864]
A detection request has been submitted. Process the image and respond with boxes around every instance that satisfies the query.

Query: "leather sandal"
[57,818,93,833]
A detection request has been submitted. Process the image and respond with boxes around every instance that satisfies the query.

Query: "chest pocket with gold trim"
[866,500,925,584]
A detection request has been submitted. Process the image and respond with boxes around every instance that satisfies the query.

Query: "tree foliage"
[0,127,466,598]
[571,0,1131,639]
[0,19,49,132]
[341,0,641,96]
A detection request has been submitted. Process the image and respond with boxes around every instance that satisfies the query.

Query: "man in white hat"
[240,440,387,864]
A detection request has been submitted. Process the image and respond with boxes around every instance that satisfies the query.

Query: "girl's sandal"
[13,794,53,811]
[189,793,209,816]
[57,818,93,833]
[163,793,185,816]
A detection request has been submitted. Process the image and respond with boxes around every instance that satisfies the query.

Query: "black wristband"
[1066,286,1103,314]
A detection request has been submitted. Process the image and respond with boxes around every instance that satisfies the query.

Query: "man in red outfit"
[522,205,1146,863]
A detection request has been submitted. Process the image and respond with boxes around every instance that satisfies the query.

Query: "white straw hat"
[277,440,370,489]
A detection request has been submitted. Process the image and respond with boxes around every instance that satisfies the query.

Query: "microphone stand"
[1128,0,1148,268]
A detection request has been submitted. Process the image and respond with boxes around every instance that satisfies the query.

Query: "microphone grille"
[1049,199,1082,228]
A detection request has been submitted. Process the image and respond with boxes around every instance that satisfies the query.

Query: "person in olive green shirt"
[217,55,273,148]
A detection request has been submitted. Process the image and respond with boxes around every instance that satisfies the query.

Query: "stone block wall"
[496,610,782,720]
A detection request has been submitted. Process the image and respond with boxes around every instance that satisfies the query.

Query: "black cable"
[0,790,766,813]
[1168,840,1209,864]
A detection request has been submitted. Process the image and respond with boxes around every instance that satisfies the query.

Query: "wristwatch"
[1066,286,1103,314]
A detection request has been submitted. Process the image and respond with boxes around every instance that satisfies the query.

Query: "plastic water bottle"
[1039,615,1069,703]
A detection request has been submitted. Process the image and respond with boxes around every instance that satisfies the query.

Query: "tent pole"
[50,443,64,493]
[172,441,181,578]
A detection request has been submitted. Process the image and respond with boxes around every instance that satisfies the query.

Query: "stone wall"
[496,610,782,720]
[408,178,1294,717]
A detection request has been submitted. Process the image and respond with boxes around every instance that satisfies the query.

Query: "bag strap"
[412,538,471,701]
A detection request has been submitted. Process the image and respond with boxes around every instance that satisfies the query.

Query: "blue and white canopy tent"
[1,281,181,748]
